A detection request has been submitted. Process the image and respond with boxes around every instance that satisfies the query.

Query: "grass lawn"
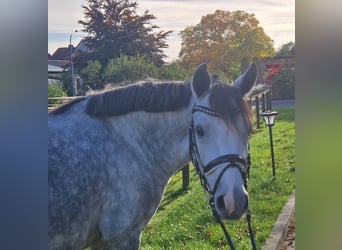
[141,107,295,249]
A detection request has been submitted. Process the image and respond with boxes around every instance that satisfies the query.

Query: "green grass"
[141,107,295,249]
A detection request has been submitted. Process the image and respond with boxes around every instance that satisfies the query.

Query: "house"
[48,64,64,81]
[48,40,89,87]
[48,45,74,68]
[48,39,90,67]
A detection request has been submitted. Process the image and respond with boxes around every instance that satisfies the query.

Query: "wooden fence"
[48,89,271,189]
[249,89,272,129]
[48,97,82,112]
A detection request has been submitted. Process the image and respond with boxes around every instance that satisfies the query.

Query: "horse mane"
[85,81,192,117]
[49,79,252,124]
[209,81,254,128]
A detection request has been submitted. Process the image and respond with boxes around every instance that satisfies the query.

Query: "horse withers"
[48,63,257,249]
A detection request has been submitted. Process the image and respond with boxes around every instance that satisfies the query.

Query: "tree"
[276,41,295,57]
[270,42,295,99]
[78,0,172,66]
[80,60,103,90]
[60,70,74,96]
[179,10,275,80]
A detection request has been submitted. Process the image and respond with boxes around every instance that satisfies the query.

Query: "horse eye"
[195,125,205,137]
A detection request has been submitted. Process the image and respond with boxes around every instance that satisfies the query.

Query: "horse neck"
[109,101,194,180]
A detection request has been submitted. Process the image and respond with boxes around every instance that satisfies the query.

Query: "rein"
[189,104,257,250]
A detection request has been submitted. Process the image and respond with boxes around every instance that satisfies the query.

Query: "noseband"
[189,104,257,250]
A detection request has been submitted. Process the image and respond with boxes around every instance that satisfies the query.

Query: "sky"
[48,0,295,62]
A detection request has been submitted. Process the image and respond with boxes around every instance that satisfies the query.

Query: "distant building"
[48,64,64,81]
[48,39,90,67]
[48,39,89,89]
[48,45,74,68]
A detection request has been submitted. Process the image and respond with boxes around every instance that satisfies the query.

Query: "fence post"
[261,93,266,112]
[255,96,260,129]
[266,90,272,110]
[182,164,190,189]
[268,90,272,110]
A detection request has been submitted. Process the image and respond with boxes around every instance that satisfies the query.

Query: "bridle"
[189,104,257,250]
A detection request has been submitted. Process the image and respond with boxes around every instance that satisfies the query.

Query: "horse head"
[190,63,257,220]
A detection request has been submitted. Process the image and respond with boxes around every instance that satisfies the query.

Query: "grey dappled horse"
[48,63,257,249]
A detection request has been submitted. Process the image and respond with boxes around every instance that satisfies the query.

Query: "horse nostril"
[216,195,226,212]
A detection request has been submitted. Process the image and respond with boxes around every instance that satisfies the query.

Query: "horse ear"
[191,63,211,98]
[233,63,257,97]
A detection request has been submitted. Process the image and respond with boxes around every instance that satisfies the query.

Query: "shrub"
[104,55,159,84]
[271,69,295,99]
[48,82,67,98]
[48,82,68,106]
[159,61,192,80]
[80,60,103,90]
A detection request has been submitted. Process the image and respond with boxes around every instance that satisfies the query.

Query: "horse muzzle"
[204,155,249,220]
[215,181,249,220]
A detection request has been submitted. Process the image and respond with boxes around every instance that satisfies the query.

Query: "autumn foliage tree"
[78,0,172,66]
[179,10,275,80]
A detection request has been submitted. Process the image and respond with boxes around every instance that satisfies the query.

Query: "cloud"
[48,0,85,32]
[48,0,295,60]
